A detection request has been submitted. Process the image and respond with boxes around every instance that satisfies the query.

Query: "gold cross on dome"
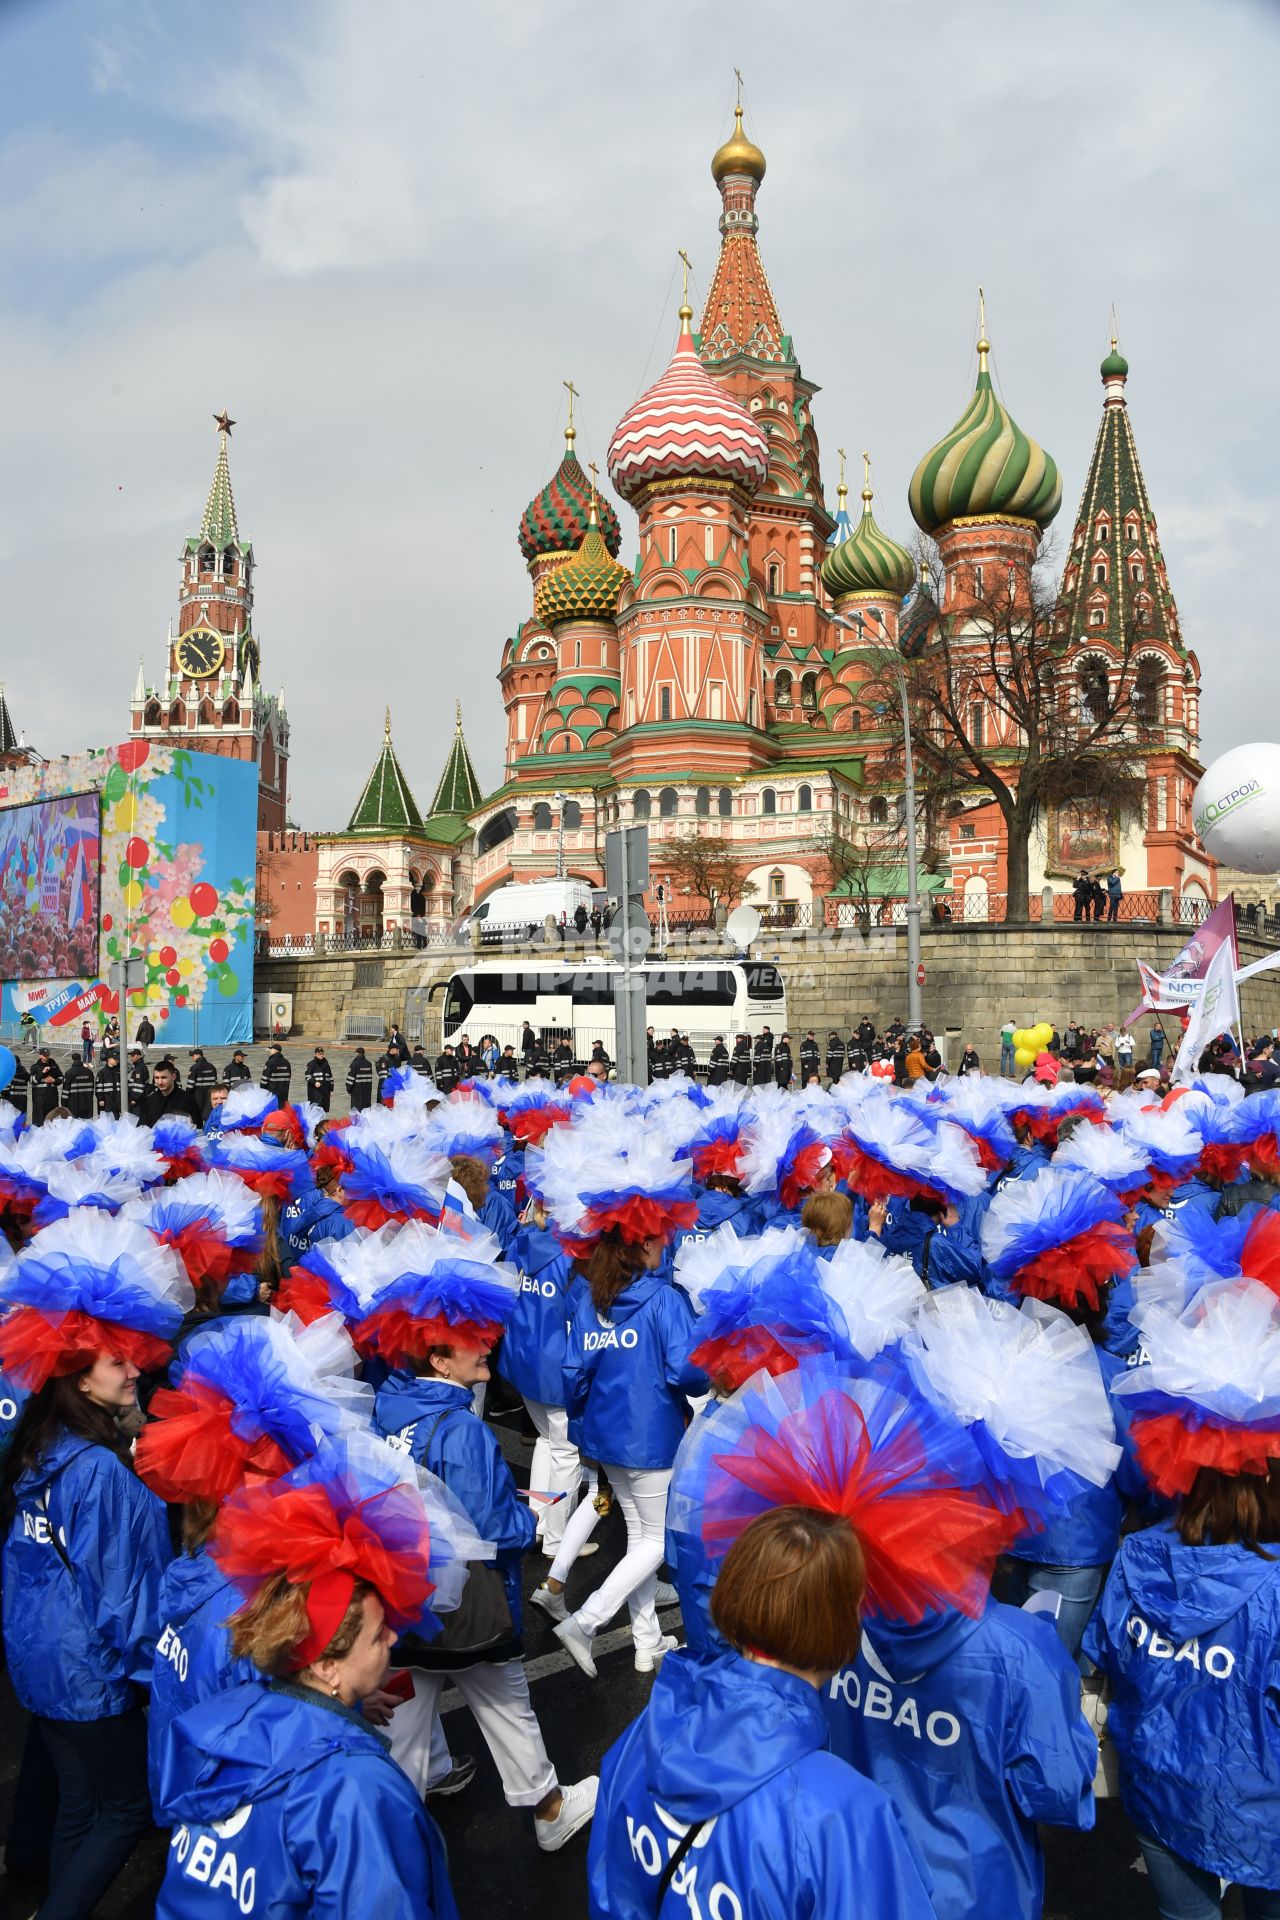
[734,68,744,108]
[563,379,579,447]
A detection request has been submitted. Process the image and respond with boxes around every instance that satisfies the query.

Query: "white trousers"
[392,1660,558,1809]
[522,1397,581,1553]
[573,1464,672,1653]
[386,1687,453,1793]
[547,1465,602,1584]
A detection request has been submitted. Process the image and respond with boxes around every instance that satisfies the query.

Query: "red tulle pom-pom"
[1199,1142,1249,1186]
[161,1149,205,1184]
[0,1307,173,1393]
[274,1267,336,1326]
[510,1107,570,1148]
[354,1307,499,1369]
[136,1382,293,1502]
[1011,1221,1135,1312]
[690,1327,815,1395]
[1248,1136,1280,1184]
[229,1167,295,1202]
[691,1138,744,1182]
[579,1193,699,1247]
[779,1142,833,1213]
[1132,1410,1280,1497]
[842,1143,937,1207]
[970,1135,1008,1173]
[155,1222,256,1292]
[1242,1210,1280,1301]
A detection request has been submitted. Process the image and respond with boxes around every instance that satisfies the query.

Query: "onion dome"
[909,321,1061,535]
[607,301,768,504]
[711,103,766,185]
[1101,332,1129,380]
[518,425,622,565]
[534,500,630,628]
[821,454,916,603]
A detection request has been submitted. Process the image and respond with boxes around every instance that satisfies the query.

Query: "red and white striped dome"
[607,324,769,504]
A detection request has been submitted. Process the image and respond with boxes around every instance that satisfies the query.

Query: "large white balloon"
[1192,743,1280,873]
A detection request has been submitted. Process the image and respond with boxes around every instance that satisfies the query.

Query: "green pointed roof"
[201,423,240,550]
[347,710,425,832]
[909,328,1061,535]
[428,705,483,817]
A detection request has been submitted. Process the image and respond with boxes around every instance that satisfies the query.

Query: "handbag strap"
[656,1820,706,1908]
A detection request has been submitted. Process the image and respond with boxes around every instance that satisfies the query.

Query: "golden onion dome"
[534,502,630,629]
[712,104,766,186]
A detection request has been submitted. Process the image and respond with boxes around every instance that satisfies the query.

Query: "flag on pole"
[1172,935,1241,1084]
[1127,895,1238,1024]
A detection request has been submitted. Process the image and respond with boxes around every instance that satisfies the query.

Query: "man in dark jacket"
[127,1049,150,1117]
[5,1055,30,1119]
[387,1026,409,1065]
[434,1045,460,1094]
[261,1042,292,1108]
[95,1052,122,1118]
[30,1050,63,1126]
[730,1035,752,1086]
[346,1047,374,1111]
[551,1036,575,1084]
[857,1015,876,1056]
[498,1044,519,1077]
[304,1047,334,1110]
[408,1046,433,1081]
[799,1031,821,1084]
[752,1029,774,1086]
[63,1055,95,1119]
[526,1035,551,1081]
[224,1050,252,1085]
[520,1021,537,1063]
[375,1048,398,1100]
[826,1032,847,1083]
[1071,873,1091,922]
[773,1033,794,1089]
[707,1038,730,1087]
[187,1048,219,1122]
[134,1014,155,1055]
[846,1033,869,1073]
[142,1058,200,1126]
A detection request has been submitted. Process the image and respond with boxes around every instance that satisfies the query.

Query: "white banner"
[1173,938,1241,1084]
[1234,946,1280,987]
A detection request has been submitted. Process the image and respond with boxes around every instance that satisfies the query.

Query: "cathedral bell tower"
[130,414,290,830]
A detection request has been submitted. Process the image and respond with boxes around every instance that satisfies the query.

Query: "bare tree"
[817,819,908,924]
[857,539,1146,921]
[662,829,757,915]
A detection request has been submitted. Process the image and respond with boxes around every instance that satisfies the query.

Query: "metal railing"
[823,890,1214,930]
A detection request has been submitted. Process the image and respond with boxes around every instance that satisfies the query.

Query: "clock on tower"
[176,627,226,679]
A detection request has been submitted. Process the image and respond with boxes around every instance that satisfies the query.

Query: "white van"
[460,878,594,940]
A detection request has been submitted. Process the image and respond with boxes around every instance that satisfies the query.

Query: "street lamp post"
[554,791,567,880]
[832,611,923,1032]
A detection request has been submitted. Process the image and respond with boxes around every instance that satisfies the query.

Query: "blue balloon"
[0,1045,13,1094]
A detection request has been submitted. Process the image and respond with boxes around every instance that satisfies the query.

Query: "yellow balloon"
[1011,1029,1030,1050]
[178,957,193,977]
[170,898,195,930]
[1033,1022,1054,1044]
[115,794,138,831]
[122,880,143,910]
[1014,1046,1038,1069]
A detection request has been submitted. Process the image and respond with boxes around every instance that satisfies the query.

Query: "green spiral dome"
[822,490,916,603]
[534,518,630,628]
[909,355,1061,535]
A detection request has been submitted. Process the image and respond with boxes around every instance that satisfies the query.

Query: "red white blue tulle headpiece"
[980,1166,1136,1312]
[1114,1274,1280,1494]
[843,1095,987,1207]
[206,1129,310,1203]
[135,1309,372,1503]
[928,1076,1017,1171]
[123,1169,264,1297]
[336,1109,452,1229]
[501,1082,572,1148]
[149,1113,206,1181]
[423,1093,505,1165]
[902,1287,1122,1531]
[667,1351,1022,1624]
[219,1085,281,1135]
[212,1430,483,1670]
[1225,1088,1280,1182]
[675,1224,852,1392]
[348,1220,520,1366]
[740,1090,841,1210]
[535,1115,698,1254]
[818,1238,926,1363]
[1051,1120,1150,1200]
[0,1213,193,1390]
[275,1224,403,1327]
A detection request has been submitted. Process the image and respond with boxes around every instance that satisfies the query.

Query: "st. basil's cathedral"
[100,101,1211,941]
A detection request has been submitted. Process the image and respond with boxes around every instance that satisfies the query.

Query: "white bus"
[433,959,787,1070]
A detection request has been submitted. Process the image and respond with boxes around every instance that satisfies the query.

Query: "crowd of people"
[1,1041,1279,1919]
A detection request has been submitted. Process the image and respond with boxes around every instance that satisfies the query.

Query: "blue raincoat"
[824,1599,1095,1920]
[479,1183,518,1251]
[155,1678,458,1920]
[588,1649,935,1918]
[491,1148,524,1210]
[498,1221,577,1406]
[149,1547,257,1806]
[3,1428,173,1720]
[875,1200,984,1291]
[0,1367,28,1457]
[997,1142,1049,1187]
[673,1188,757,1256]
[372,1372,535,1629]
[563,1271,706,1470]
[1083,1521,1280,1887]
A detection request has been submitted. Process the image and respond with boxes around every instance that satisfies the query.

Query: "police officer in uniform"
[304,1046,334,1110]
[187,1048,218,1123]
[261,1043,292,1109]
[345,1046,374,1111]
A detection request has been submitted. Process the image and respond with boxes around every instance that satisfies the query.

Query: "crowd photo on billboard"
[0,791,100,982]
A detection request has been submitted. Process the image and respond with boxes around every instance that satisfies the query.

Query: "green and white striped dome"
[909,336,1061,535]
[822,474,915,603]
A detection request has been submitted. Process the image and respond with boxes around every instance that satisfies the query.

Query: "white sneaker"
[530,1582,567,1623]
[654,1580,678,1608]
[535,1775,599,1852]
[634,1633,678,1674]
[554,1615,597,1679]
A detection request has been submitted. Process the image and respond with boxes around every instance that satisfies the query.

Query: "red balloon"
[125,837,149,869]
[188,883,218,917]
[165,968,181,987]
[174,992,188,1007]
[102,913,114,932]
[159,945,177,966]
[116,741,150,773]
[208,937,229,963]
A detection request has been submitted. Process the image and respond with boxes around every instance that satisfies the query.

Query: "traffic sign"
[916,963,926,987]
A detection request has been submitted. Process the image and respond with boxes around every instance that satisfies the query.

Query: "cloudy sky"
[2,0,1276,826]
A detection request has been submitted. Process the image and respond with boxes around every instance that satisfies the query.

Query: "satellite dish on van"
[725,905,761,950]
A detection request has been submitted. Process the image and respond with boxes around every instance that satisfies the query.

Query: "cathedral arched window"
[659,686,671,722]
[532,802,553,831]
[633,789,652,820]
[1130,561,1144,584]
[1134,660,1163,727]
[695,786,711,817]
[801,673,817,709]
[797,784,813,812]
[659,787,679,818]
[869,795,889,826]
[850,710,863,732]
[767,563,781,596]
[221,549,236,578]
[1094,563,1107,584]
[718,787,733,819]
[1080,661,1110,724]
[774,669,792,707]
[747,691,757,727]
[761,787,777,816]
[562,800,582,829]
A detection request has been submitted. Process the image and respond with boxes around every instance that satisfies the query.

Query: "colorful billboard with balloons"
[0,740,256,1046]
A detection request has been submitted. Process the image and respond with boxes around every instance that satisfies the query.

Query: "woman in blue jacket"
[497,1195,584,1559]
[1084,1273,1280,1918]
[153,1442,459,1920]
[362,1237,598,1853]
[588,1507,935,1919]
[0,1213,191,1920]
